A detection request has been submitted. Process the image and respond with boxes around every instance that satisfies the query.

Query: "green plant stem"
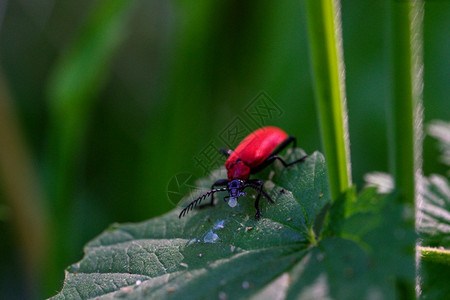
[420,246,450,266]
[389,1,421,206]
[305,0,351,201]
[389,1,423,298]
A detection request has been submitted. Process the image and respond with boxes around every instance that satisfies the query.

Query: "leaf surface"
[53,150,414,299]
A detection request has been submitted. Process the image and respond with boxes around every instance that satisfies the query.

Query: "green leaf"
[418,121,450,298]
[419,254,450,300]
[418,174,450,299]
[52,150,415,299]
[420,120,450,249]
[419,175,450,248]
[362,160,450,298]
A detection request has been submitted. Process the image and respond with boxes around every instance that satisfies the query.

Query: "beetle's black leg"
[251,154,308,174]
[271,136,296,156]
[198,179,228,208]
[254,193,261,219]
[250,136,307,174]
[246,179,274,219]
[247,179,274,203]
[220,148,233,157]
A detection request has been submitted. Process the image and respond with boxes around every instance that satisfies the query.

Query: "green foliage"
[420,121,450,251]
[363,120,450,299]
[363,172,450,299]
[53,150,415,299]
[418,121,450,299]
[419,175,450,248]
[418,173,450,299]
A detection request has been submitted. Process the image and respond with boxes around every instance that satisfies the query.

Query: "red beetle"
[179,126,307,219]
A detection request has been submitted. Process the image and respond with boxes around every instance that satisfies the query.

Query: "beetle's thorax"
[227,179,246,196]
[225,159,251,180]
[226,179,246,207]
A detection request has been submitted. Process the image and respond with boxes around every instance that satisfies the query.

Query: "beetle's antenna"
[179,187,228,218]
[245,183,274,204]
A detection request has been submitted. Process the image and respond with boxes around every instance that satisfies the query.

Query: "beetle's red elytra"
[179,126,307,219]
[225,127,288,180]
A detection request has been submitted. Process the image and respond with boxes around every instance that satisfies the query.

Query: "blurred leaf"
[416,174,450,300]
[420,120,450,249]
[364,172,394,194]
[363,120,450,249]
[419,121,450,299]
[363,140,450,298]
[0,204,10,221]
[53,150,415,299]
[48,0,136,110]
[428,120,450,171]
[342,192,416,295]
[47,0,137,186]
[46,0,137,179]
[362,171,450,247]
[419,253,450,300]
[326,181,416,299]
[44,0,138,296]
[419,175,450,248]
[46,0,138,211]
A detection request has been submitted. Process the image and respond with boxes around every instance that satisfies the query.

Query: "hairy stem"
[305,0,351,201]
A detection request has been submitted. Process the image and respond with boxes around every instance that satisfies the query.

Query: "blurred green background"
[0,0,448,298]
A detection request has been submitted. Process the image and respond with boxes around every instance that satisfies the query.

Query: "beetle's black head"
[226,179,247,207]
